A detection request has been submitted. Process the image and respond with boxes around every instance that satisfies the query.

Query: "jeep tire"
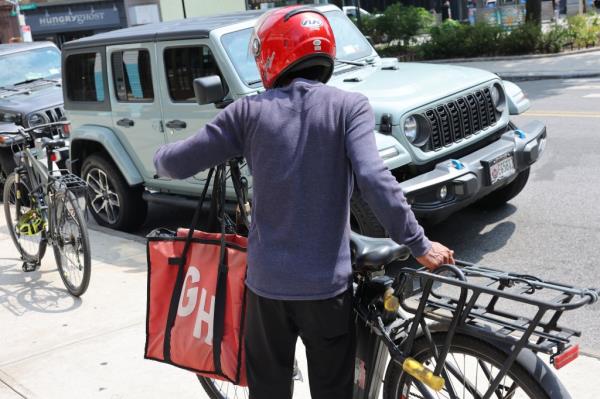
[81,155,147,231]
[476,167,530,209]
[350,195,386,237]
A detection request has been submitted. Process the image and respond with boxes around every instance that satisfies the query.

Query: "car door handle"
[117,118,135,127]
[165,120,187,130]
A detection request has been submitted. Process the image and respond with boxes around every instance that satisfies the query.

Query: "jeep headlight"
[26,112,47,127]
[403,115,430,147]
[404,116,418,143]
[490,84,505,113]
[0,111,20,124]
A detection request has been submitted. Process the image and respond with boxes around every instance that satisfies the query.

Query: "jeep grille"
[422,88,497,152]
[42,106,66,136]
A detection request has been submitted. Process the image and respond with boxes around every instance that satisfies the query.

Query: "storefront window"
[0,47,61,88]
[65,52,105,102]
[111,50,154,102]
[164,46,223,102]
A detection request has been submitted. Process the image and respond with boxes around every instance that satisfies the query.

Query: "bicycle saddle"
[350,231,411,272]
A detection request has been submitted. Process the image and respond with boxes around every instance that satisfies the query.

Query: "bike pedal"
[21,261,39,272]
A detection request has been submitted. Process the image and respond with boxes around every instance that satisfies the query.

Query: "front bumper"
[399,120,547,222]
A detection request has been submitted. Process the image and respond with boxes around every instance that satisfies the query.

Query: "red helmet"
[251,6,336,89]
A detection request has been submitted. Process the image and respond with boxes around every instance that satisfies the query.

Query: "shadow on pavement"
[425,204,517,265]
[0,262,82,316]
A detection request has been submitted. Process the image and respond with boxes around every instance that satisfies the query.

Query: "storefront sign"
[26,5,121,34]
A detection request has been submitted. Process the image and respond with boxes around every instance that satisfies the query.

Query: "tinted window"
[164,46,222,102]
[66,52,105,102]
[111,50,154,102]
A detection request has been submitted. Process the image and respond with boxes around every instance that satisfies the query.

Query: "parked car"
[343,5,373,18]
[62,5,546,234]
[0,42,65,186]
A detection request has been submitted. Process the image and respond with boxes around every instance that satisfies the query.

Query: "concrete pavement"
[1,210,600,398]
[430,48,600,81]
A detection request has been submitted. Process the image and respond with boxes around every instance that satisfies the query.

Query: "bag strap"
[212,164,228,374]
[163,167,215,362]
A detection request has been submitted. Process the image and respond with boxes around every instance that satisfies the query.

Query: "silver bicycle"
[2,121,91,296]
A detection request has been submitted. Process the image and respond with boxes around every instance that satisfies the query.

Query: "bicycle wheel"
[51,190,91,296]
[383,333,548,399]
[198,376,249,399]
[3,172,47,262]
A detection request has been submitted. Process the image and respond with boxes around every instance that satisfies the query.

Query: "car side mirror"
[193,75,227,106]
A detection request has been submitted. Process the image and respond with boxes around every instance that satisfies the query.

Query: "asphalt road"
[94,78,600,355]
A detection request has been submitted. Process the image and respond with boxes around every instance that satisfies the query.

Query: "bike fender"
[482,335,571,399]
[410,324,571,399]
[70,125,143,186]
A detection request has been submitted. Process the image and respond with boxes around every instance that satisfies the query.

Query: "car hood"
[0,82,63,116]
[328,60,498,125]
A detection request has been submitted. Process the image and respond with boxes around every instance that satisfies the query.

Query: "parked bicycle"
[1,121,91,297]
[196,165,599,398]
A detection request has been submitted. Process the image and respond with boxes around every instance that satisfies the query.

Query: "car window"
[65,52,105,102]
[111,50,154,102]
[164,46,223,102]
[0,47,61,88]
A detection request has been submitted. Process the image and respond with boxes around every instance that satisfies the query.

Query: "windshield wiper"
[335,58,367,67]
[11,77,58,86]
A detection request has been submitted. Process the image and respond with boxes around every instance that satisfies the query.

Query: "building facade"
[6,0,161,47]
[0,1,22,44]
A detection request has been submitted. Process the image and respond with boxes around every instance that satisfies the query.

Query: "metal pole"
[355,0,363,30]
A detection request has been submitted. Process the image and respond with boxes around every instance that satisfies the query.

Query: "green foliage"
[376,4,434,45]
[468,22,505,55]
[567,15,600,48]
[500,23,542,54]
[361,11,600,59]
[420,21,504,59]
[540,24,570,53]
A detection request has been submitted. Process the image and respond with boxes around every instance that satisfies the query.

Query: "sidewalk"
[1,212,600,398]
[430,48,600,81]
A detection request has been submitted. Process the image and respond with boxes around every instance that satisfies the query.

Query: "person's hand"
[416,242,454,271]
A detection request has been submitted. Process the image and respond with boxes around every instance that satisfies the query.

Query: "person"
[154,6,454,398]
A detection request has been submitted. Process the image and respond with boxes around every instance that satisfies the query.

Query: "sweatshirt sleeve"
[153,99,245,179]
[345,94,432,257]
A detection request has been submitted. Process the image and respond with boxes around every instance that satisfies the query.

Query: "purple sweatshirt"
[154,79,431,300]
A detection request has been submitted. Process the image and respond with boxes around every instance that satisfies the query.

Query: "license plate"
[488,153,515,185]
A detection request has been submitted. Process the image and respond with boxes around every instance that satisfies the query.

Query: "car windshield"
[221,10,374,87]
[0,47,61,88]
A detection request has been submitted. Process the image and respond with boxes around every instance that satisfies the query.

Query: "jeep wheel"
[81,155,147,231]
[476,168,530,209]
[350,195,386,237]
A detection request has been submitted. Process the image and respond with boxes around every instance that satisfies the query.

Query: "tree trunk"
[526,0,542,25]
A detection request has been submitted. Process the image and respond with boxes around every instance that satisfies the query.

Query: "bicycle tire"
[383,333,549,399]
[2,172,47,262]
[197,376,249,399]
[52,190,91,297]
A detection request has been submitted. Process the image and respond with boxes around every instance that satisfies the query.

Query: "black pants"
[245,288,355,399]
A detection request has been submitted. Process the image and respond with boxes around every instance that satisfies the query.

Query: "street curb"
[495,72,600,81]
[88,222,146,245]
[425,47,600,64]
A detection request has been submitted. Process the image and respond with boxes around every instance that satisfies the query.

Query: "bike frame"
[11,125,71,248]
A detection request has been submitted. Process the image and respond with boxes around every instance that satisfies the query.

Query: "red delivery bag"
[145,165,249,385]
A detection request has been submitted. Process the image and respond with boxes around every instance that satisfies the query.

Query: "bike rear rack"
[50,170,88,194]
[395,261,599,398]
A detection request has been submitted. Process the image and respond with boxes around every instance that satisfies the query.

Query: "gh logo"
[177,266,215,346]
